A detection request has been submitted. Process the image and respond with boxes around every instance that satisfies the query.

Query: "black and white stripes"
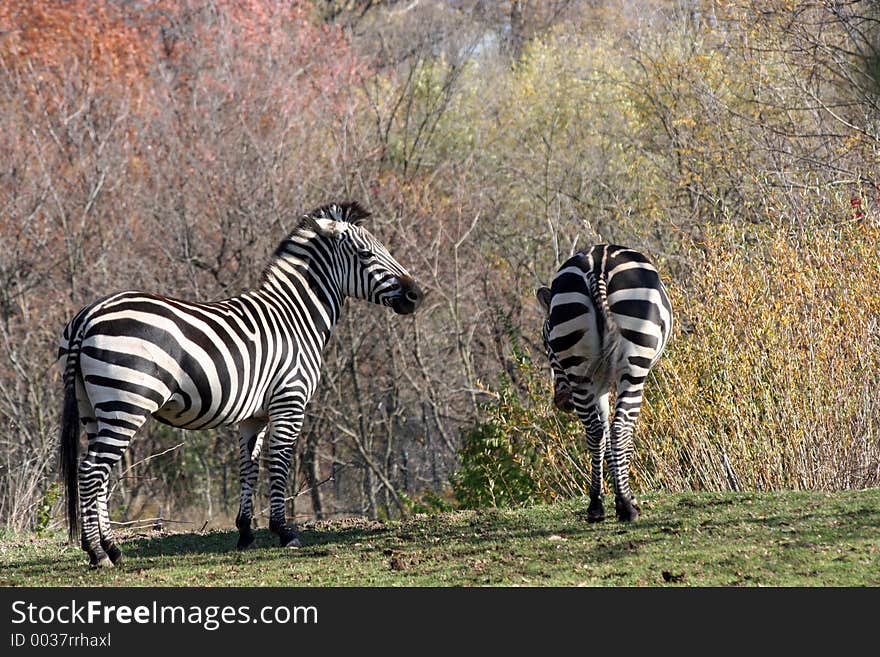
[59,202,422,567]
[536,244,672,522]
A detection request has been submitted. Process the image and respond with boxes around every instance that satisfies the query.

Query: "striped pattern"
[59,202,422,567]
[537,244,672,522]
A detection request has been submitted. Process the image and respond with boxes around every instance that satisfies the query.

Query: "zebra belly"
[152,398,268,430]
[152,398,195,428]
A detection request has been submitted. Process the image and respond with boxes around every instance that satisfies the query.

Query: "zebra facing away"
[536,244,672,523]
[58,202,423,567]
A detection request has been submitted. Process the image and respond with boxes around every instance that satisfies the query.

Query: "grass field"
[1,490,878,586]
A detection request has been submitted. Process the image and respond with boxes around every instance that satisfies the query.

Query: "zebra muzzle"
[389,275,423,315]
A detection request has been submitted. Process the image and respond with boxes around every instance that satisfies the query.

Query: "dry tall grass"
[641,216,880,491]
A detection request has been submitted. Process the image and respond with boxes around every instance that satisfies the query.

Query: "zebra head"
[536,285,575,413]
[300,202,423,315]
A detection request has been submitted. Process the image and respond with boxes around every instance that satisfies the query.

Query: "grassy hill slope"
[2,490,878,586]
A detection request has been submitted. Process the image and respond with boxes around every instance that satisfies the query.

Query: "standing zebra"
[58,202,423,567]
[536,244,672,522]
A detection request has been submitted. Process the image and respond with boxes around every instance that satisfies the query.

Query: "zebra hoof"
[236,534,256,551]
[272,522,301,548]
[104,544,123,565]
[92,556,114,569]
[587,509,605,523]
[587,498,605,523]
[615,497,640,522]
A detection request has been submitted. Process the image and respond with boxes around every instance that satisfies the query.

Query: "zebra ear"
[301,214,324,235]
[536,286,552,315]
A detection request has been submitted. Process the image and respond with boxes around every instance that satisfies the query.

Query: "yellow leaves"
[643,219,880,490]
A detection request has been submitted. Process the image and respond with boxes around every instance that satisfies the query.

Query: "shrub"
[452,352,590,508]
[642,214,880,491]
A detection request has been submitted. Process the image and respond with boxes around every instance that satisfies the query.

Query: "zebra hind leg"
[586,427,607,523]
[608,418,640,523]
[609,376,644,522]
[76,404,114,568]
[80,416,146,567]
[73,391,109,567]
[588,493,605,523]
[77,410,105,567]
[98,478,123,564]
[79,460,110,567]
[575,389,610,523]
[79,454,116,568]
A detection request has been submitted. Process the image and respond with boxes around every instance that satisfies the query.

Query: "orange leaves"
[0,1,150,89]
[0,1,362,121]
[0,0,370,324]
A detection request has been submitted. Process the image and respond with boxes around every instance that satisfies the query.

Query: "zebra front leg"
[266,412,304,548]
[236,418,267,550]
[575,389,610,522]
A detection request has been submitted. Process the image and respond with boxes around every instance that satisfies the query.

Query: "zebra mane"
[262,202,372,284]
[301,201,372,227]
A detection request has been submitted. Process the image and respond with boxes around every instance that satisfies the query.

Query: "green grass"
[2,490,878,586]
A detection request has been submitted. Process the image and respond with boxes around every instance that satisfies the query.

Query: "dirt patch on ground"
[299,516,388,533]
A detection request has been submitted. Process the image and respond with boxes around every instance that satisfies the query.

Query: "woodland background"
[1,0,878,534]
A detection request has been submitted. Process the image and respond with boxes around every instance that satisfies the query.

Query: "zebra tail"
[59,337,82,543]
[585,269,620,384]
[250,426,266,461]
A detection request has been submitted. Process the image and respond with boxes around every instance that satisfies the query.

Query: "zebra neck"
[256,254,344,350]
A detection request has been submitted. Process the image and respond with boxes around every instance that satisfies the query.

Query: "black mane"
[264,202,372,278]
[304,201,371,226]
